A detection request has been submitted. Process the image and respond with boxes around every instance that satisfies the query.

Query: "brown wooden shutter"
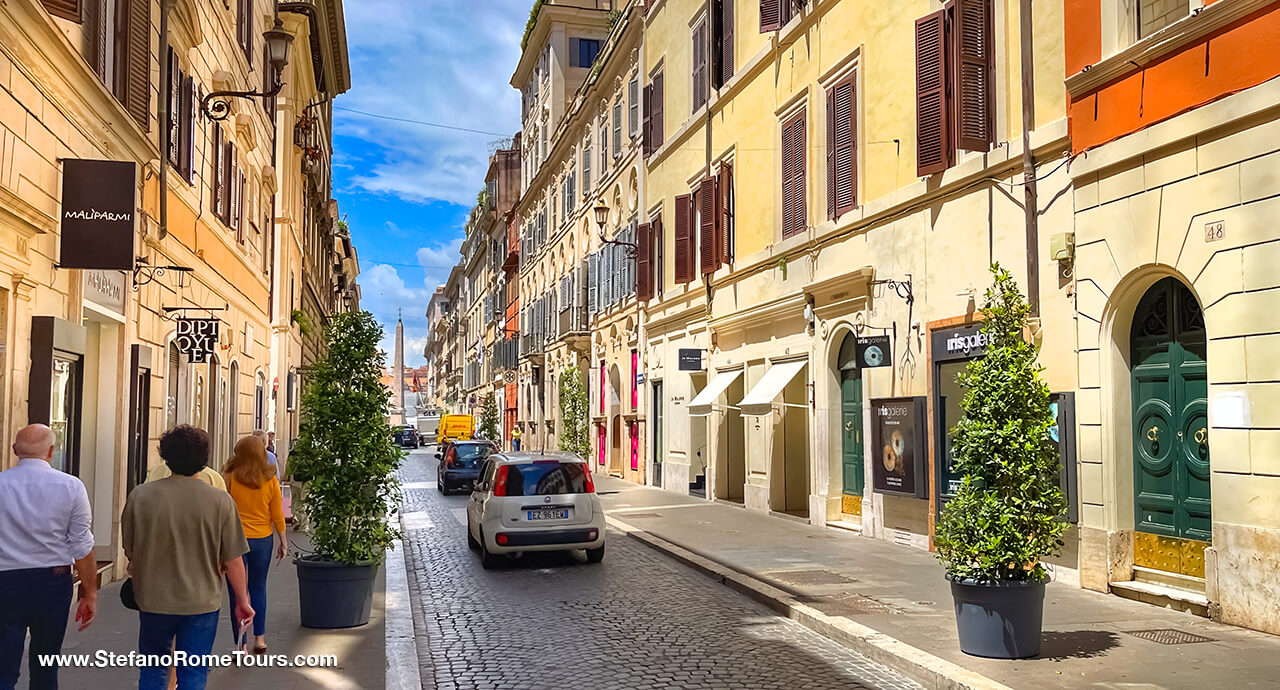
[652,214,664,295]
[954,0,994,151]
[241,0,254,64]
[42,0,82,22]
[781,111,806,238]
[674,193,692,283]
[651,72,664,149]
[123,0,151,132]
[718,163,733,264]
[182,76,196,179]
[166,50,181,170]
[830,75,857,218]
[826,84,836,221]
[236,169,246,243]
[915,10,949,177]
[721,0,734,85]
[82,0,105,78]
[781,117,793,236]
[228,151,240,229]
[760,0,781,32]
[642,83,653,156]
[693,23,705,110]
[212,127,225,217]
[699,176,720,275]
[636,222,653,301]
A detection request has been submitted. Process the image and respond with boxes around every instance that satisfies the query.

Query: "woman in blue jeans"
[222,436,286,652]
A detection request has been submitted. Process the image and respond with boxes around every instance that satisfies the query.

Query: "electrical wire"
[334,106,513,137]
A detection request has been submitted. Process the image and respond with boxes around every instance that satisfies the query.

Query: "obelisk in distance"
[392,309,405,425]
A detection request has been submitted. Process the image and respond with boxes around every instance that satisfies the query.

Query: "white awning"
[687,370,744,417]
[739,360,808,416]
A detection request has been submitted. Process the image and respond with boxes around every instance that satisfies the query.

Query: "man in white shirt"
[0,424,97,690]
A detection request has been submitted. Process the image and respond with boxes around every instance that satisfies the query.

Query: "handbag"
[119,577,139,611]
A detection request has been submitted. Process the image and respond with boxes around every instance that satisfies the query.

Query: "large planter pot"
[947,575,1045,659]
[295,555,377,629]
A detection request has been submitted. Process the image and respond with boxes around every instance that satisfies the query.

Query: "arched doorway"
[1130,277,1210,577]
[837,334,864,516]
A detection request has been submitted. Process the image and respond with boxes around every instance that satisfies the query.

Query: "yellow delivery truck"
[436,414,474,444]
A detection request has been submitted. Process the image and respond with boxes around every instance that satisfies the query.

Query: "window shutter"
[699,176,719,275]
[240,0,253,63]
[718,163,733,264]
[674,193,692,283]
[82,0,106,78]
[721,0,735,86]
[828,76,857,219]
[613,101,622,157]
[123,0,151,131]
[760,0,782,32]
[181,76,196,179]
[781,112,806,237]
[236,169,247,243]
[637,222,652,301]
[212,127,225,217]
[692,22,706,111]
[955,0,994,152]
[915,10,950,176]
[651,73,664,151]
[642,84,653,156]
[629,77,640,137]
[583,148,591,194]
[781,117,794,236]
[588,252,598,314]
[42,0,81,22]
[167,50,181,169]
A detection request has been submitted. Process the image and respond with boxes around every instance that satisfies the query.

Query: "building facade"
[0,0,350,581]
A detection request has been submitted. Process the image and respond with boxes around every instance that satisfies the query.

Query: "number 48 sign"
[1205,220,1225,243]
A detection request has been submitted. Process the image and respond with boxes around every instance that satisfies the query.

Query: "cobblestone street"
[398,449,920,690]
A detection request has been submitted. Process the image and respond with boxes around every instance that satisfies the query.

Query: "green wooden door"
[841,369,864,498]
[1131,278,1211,546]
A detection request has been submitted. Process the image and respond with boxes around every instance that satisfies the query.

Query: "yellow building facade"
[639,0,1078,558]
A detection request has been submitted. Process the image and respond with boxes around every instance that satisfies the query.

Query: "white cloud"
[359,235,467,367]
[336,0,525,206]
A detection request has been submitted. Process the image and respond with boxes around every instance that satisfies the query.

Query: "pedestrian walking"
[250,430,279,479]
[511,426,522,452]
[144,453,226,490]
[0,424,97,690]
[122,425,253,690]
[221,436,286,654]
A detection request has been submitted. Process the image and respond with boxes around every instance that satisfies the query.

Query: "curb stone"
[606,516,1012,690]
[386,533,423,689]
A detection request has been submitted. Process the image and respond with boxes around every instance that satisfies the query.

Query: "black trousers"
[0,567,73,690]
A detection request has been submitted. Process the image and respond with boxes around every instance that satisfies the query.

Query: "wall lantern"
[201,18,294,121]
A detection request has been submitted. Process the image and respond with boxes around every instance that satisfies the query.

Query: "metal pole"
[1020,0,1040,316]
[157,0,174,240]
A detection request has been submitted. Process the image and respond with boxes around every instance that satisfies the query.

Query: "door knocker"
[1146,426,1160,442]
[1194,427,1208,445]
[844,420,855,432]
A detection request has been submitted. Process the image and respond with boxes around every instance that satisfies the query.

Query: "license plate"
[527,509,569,520]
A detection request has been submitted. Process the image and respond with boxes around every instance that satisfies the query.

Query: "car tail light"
[496,533,509,545]
[583,468,595,493]
[492,465,509,497]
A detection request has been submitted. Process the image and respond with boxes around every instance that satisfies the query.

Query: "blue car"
[437,441,496,495]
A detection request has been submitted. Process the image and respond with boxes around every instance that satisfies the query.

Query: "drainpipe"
[1019,0,1040,317]
[157,0,175,239]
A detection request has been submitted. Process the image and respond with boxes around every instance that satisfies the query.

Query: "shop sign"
[83,269,126,314]
[870,397,928,499]
[677,348,703,371]
[59,159,136,270]
[931,323,989,363]
[174,318,219,363]
[855,335,891,368]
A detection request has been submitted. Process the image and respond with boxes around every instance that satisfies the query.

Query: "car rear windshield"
[504,462,589,495]
[453,444,493,467]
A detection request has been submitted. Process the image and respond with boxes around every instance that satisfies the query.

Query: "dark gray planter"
[295,555,377,629]
[947,575,1045,659]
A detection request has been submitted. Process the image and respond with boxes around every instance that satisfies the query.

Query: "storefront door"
[1130,277,1211,577]
[840,369,864,515]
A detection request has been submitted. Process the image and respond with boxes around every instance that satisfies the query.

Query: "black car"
[394,427,418,449]
[437,441,495,495]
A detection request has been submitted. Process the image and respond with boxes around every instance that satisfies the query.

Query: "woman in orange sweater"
[222,435,286,653]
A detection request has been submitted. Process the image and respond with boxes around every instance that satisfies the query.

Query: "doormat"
[1124,629,1216,645]
[793,593,902,616]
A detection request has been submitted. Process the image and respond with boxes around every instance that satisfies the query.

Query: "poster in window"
[870,396,927,498]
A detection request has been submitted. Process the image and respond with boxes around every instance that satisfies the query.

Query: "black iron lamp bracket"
[133,256,193,291]
[870,274,914,308]
[597,231,639,258]
[201,78,285,121]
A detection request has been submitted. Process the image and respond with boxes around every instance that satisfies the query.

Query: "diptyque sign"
[175,318,219,363]
[59,159,136,270]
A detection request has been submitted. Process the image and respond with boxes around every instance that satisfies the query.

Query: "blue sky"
[332,0,526,365]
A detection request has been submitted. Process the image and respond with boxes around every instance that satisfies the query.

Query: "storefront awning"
[739,360,807,417]
[687,370,744,417]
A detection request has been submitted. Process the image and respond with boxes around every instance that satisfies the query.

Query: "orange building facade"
[1065,0,1280,634]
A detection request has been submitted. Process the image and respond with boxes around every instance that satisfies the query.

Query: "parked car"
[436,440,496,495]
[436,414,474,444]
[398,427,419,449]
[466,451,604,568]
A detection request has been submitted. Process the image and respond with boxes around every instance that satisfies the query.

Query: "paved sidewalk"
[598,477,1280,690]
[24,532,387,690]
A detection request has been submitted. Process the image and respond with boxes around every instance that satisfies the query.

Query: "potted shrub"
[288,311,403,629]
[934,265,1067,659]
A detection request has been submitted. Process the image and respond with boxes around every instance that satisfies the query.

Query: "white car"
[466,451,605,568]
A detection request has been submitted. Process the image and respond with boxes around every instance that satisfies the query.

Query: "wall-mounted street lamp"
[200,18,294,121]
[594,202,637,257]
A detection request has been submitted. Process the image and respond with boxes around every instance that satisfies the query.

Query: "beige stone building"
[0,0,349,581]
